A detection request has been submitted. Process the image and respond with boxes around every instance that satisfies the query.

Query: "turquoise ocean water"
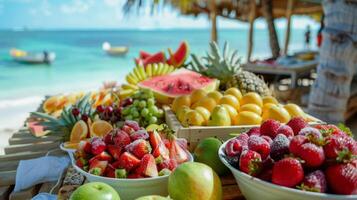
[0,28,316,112]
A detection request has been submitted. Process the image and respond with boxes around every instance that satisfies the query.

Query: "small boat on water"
[102,42,129,56]
[10,49,56,64]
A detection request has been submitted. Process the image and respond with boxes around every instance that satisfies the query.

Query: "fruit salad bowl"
[218,139,357,200]
[63,146,193,200]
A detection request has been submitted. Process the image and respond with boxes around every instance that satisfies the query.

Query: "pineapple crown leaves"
[189,41,242,82]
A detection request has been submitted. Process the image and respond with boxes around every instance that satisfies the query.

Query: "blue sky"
[0,0,318,30]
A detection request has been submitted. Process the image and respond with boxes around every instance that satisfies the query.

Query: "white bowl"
[218,139,357,200]
[61,144,193,200]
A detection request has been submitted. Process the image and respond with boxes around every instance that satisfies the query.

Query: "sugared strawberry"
[149,131,162,149]
[298,127,323,145]
[107,145,122,160]
[122,125,135,134]
[248,135,270,159]
[325,160,357,195]
[136,154,158,177]
[236,133,249,148]
[163,138,171,149]
[153,142,170,160]
[324,135,357,160]
[78,140,92,154]
[260,119,281,138]
[295,143,325,168]
[91,137,106,155]
[270,134,290,161]
[113,152,141,171]
[126,139,152,159]
[276,125,294,139]
[169,138,189,164]
[246,127,261,136]
[272,157,304,187]
[176,138,188,150]
[289,135,309,155]
[287,117,308,135]
[316,124,349,137]
[298,170,327,193]
[130,129,149,141]
[239,150,262,176]
[113,130,131,148]
[157,158,177,171]
[90,151,112,163]
[103,132,114,145]
[124,120,140,131]
[261,135,273,146]
[225,138,242,157]
[76,157,88,169]
[89,160,108,176]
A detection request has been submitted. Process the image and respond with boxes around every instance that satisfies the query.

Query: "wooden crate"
[164,106,323,150]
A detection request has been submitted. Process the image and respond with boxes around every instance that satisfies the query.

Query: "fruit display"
[190,42,271,96]
[135,41,189,68]
[121,89,164,127]
[120,63,176,99]
[222,117,357,195]
[73,120,190,179]
[138,68,219,104]
[168,162,222,200]
[172,87,313,127]
[69,182,120,200]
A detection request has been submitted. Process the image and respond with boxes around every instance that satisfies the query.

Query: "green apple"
[135,195,171,200]
[70,182,120,200]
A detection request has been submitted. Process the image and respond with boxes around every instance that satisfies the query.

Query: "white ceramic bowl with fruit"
[219,137,357,200]
[62,120,193,200]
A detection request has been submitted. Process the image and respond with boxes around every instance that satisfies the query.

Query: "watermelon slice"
[139,51,152,60]
[138,68,219,104]
[167,41,189,68]
[143,52,166,67]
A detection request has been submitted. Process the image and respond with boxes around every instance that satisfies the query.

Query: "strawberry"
[261,136,273,146]
[276,125,294,139]
[107,145,122,160]
[295,143,325,168]
[75,157,88,169]
[325,160,357,195]
[153,142,170,160]
[105,164,116,178]
[324,135,357,160]
[176,138,188,150]
[260,119,281,138]
[289,135,309,155]
[225,138,242,157]
[122,125,135,135]
[113,152,141,171]
[103,132,114,145]
[89,160,108,176]
[246,127,261,136]
[78,140,92,154]
[316,124,349,138]
[91,137,106,155]
[157,158,177,171]
[127,173,144,179]
[298,127,324,145]
[287,117,308,135]
[124,120,140,131]
[149,131,162,149]
[163,138,171,149]
[113,130,131,148]
[239,150,262,176]
[126,139,152,159]
[90,151,112,163]
[169,138,189,164]
[248,135,270,160]
[270,134,290,161]
[136,154,158,177]
[298,170,327,193]
[130,129,149,141]
[272,157,304,187]
[236,133,249,148]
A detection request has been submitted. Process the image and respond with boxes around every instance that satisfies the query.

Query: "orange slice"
[91,120,113,137]
[63,141,79,149]
[70,120,88,142]
[43,96,59,113]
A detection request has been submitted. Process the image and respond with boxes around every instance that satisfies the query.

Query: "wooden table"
[243,60,318,88]
[0,98,245,200]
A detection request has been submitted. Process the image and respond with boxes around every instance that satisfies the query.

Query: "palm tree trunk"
[261,0,280,59]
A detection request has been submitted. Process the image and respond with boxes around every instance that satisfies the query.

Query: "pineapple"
[190,42,271,96]
[31,94,95,141]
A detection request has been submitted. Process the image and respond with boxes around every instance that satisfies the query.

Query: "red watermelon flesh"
[139,51,152,60]
[138,69,218,104]
[143,52,166,67]
[167,41,189,67]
